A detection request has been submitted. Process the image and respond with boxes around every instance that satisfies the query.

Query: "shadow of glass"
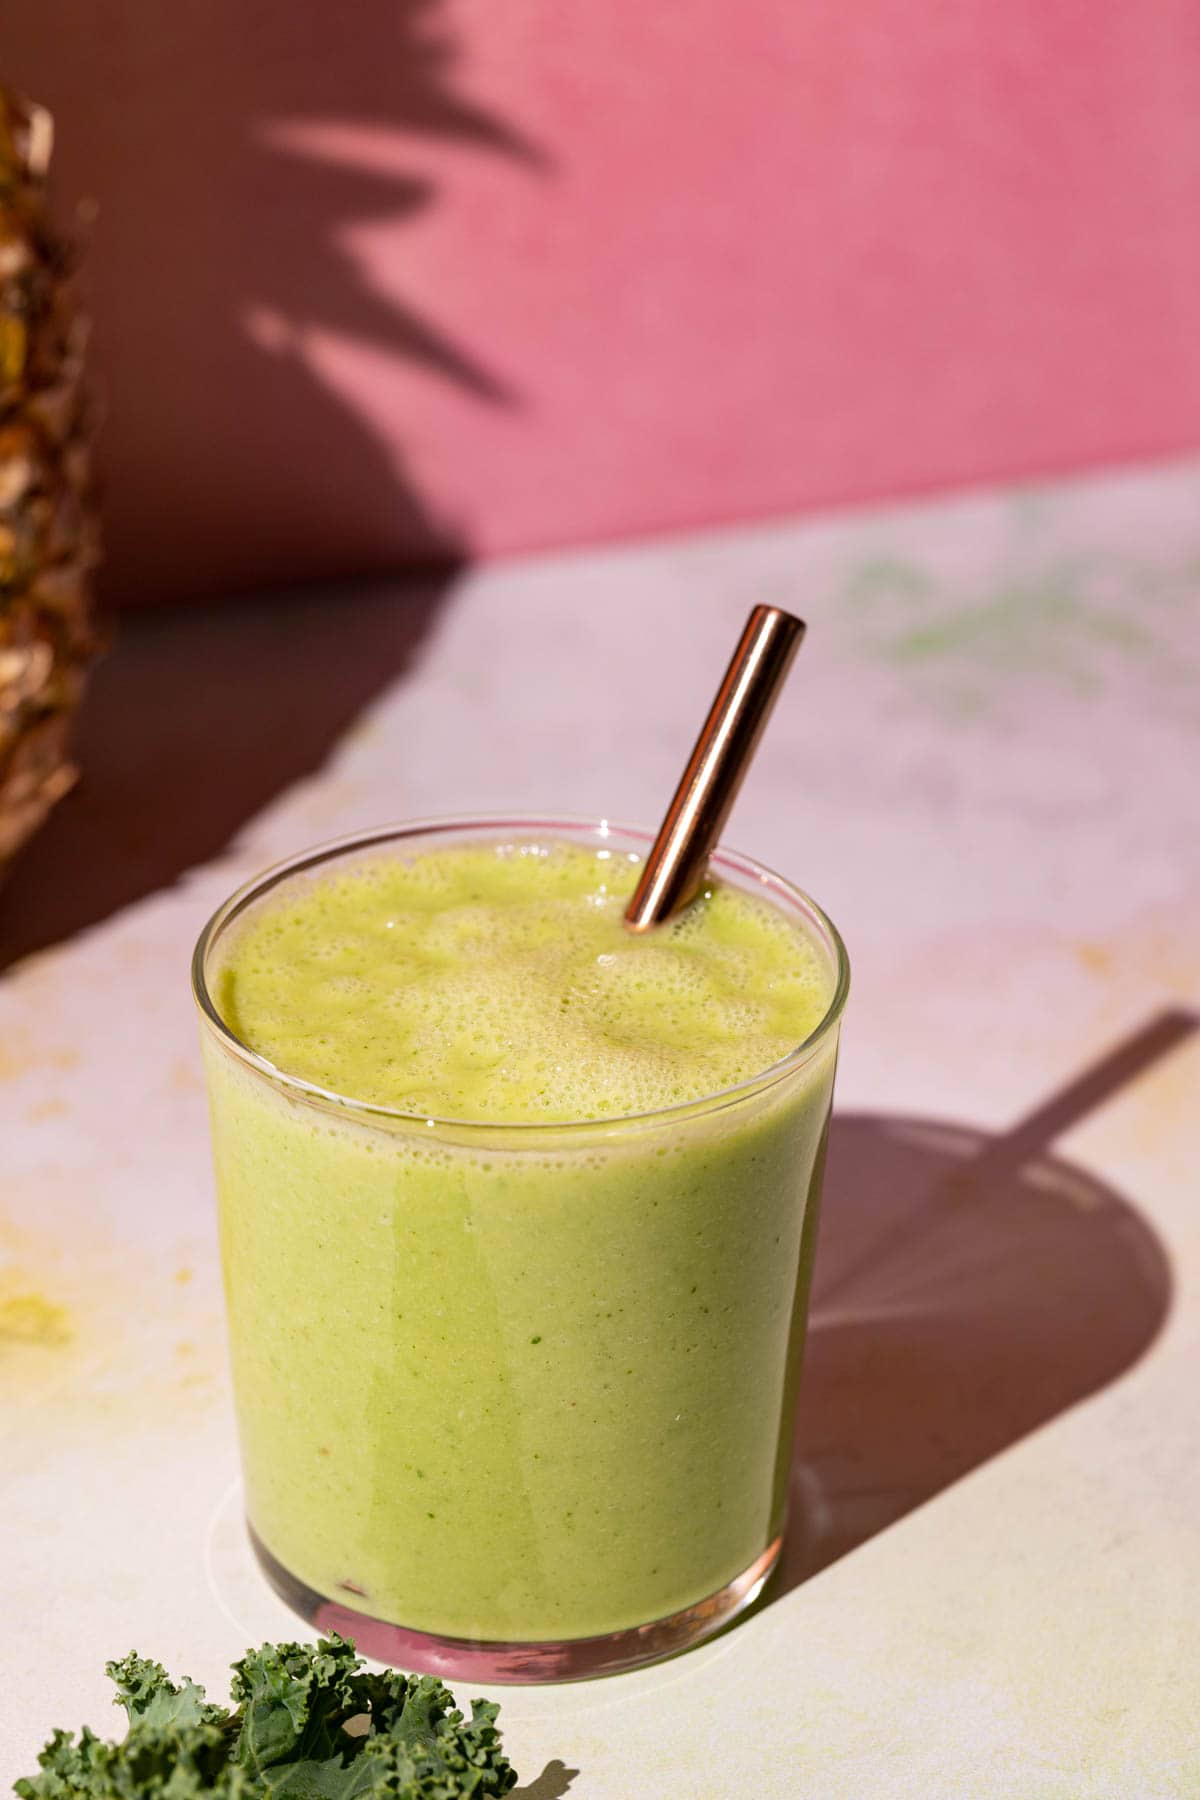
[0,579,452,969]
[772,1012,1192,1595]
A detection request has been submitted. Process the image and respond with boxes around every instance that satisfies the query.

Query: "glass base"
[248,1524,782,1683]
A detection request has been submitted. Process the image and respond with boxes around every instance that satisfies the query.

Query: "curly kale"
[13,1636,517,1800]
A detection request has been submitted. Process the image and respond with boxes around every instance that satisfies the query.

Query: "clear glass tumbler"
[192,816,849,1681]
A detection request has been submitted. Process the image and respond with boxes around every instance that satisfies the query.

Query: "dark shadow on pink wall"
[771,1010,1189,1599]
[4,0,544,604]
[1,1,544,961]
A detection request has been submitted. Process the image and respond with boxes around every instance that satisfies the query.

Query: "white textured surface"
[2,457,1199,1796]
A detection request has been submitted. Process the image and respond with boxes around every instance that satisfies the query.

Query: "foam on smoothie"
[214,839,831,1122]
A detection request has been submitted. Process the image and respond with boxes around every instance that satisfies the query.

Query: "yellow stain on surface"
[170,1058,204,1094]
[0,1179,227,1437]
[24,1096,69,1123]
[0,1032,81,1082]
[0,1289,72,1348]
[1076,941,1114,976]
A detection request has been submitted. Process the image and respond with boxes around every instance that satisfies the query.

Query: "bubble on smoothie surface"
[212,840,832,1121]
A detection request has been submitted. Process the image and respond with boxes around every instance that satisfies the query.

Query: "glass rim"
[191,813,850,1137]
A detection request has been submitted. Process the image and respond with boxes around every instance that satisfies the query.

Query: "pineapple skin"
[0,87,99,872]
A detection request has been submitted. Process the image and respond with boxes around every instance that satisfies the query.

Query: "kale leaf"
[14,1636,517,1800]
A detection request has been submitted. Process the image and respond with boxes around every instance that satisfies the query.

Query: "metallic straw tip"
[624,605,806,932]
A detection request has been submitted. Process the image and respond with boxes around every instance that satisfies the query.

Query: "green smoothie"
[199,831,842,1652]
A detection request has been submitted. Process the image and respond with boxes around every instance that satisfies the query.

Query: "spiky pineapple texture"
[0,86,99,873]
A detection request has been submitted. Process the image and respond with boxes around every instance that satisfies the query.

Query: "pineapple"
[0,86,98,874]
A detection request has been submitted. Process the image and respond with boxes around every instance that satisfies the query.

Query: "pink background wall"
[7,1,1200,605]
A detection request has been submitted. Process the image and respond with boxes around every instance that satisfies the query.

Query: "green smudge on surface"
[840,513,1200,719]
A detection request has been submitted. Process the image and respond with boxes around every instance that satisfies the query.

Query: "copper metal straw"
[624,604,806,932]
